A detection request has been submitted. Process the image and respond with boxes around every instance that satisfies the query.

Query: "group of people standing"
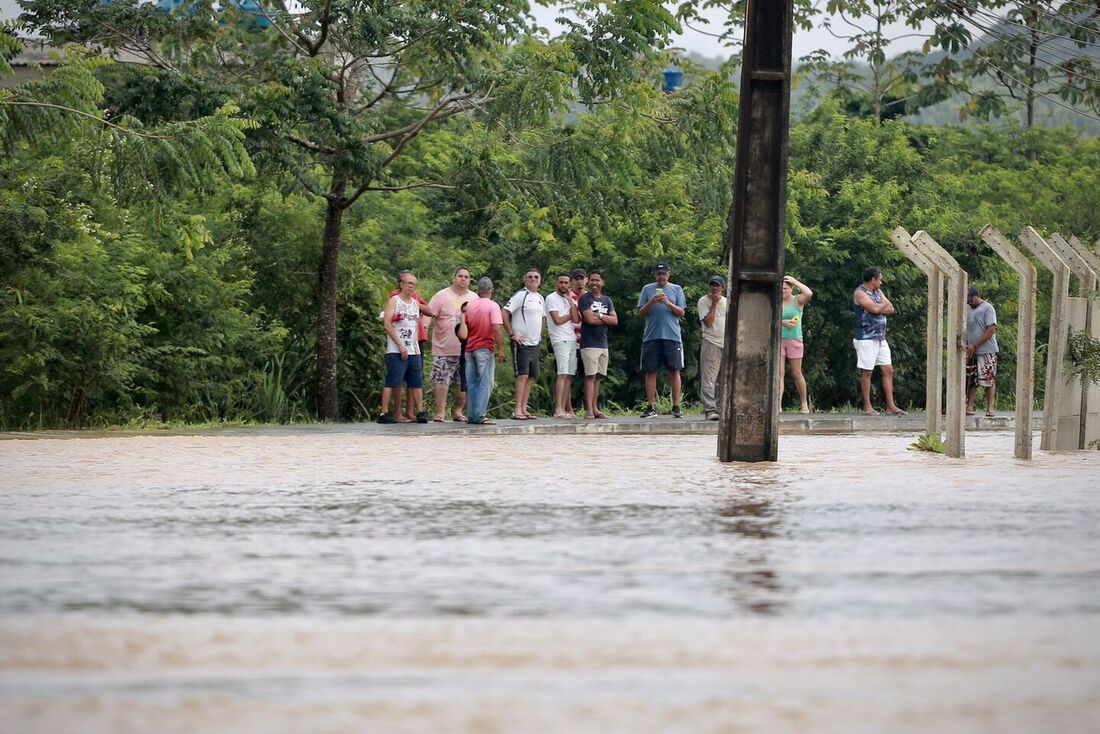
[850,266,999,417]
[378,260,1000,423]
[377,262,739,425]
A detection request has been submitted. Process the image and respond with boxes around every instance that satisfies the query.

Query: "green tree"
[0,33,283,427]
[800,0,925,124]
[915,1,1100,128]
[22,0,681,419]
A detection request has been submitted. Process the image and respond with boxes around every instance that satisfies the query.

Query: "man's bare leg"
[434,383,449,421]
[454,389,467,420]
[394,387,411,422]
[554,375,570,416]
[860,369,876,413]
[515,375,530,417]
[645,372,657,406]
[584,376,597,417]
[985,385,996,415]
[881,364,903,413]
[669,370,682,408]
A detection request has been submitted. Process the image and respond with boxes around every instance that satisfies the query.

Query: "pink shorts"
[781,338,805,359]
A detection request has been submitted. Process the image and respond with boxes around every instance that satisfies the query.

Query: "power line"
[957,14,1100,104]
[958,14,1100,92]
[1043,0,1100,19]
[968,3,1100,47]
[900,0,1100,123]
[958,8,1100,86]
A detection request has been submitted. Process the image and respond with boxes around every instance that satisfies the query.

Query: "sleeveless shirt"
[853,285,887,340]
[386,295,421,354]
[781,299,803,340]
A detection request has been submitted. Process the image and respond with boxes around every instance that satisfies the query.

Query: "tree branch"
[305,0,334,56]
[355,180,457,192]
[344,93,488,208]
[360,92,480,144]
[288,134,336,155]
[2,100,169,139]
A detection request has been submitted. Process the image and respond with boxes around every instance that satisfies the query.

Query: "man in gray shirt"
[966,286,999,417]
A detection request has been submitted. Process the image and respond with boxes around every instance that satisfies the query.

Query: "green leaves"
[1,39,254,208]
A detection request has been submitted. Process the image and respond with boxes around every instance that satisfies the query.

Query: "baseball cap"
[478,277,494,292]
[655,261,670,272]
[570,268,587,279]
[709,275,725,286]
[967,286,979,300]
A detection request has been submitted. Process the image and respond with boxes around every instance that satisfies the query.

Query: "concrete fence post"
[1019,227,1070,451]
[1049,233,1098,297]
[1051,234,1099,450]
[891,226,943,438]
[978,225,1037,460]
[910,231,967,458]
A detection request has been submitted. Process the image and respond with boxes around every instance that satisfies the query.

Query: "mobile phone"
[655,287,664,296]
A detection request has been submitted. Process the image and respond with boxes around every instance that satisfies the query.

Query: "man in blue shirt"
[637,262,687,418]
[578,270,618,419]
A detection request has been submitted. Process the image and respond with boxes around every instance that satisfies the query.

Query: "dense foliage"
[3,11,1100,429]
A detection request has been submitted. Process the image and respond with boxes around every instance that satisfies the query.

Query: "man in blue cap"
[638,261,687,418]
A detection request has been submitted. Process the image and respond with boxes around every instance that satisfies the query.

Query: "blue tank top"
[853,285,887,340]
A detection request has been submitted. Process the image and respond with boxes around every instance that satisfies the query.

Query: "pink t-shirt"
[464,297,503,352]
[428,287,477,357]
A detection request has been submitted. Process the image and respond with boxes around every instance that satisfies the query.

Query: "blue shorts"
[384,353,423,389]
[641,339,684,372]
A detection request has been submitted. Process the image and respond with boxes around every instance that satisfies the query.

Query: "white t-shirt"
[544,291,576,344]
[697,295,727,347]
[386,295,421,355]
[504,288,546,345]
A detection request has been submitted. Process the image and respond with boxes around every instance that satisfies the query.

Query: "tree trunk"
[1026,11,1038,131]
[872,13,883,127]
[316,177,347,421]
[873,64,882,127]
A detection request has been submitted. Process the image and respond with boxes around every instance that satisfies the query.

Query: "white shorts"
[853,339,891,371]
[552,340,578,376]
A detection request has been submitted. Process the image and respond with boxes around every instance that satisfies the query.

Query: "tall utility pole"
[717,1,795,462]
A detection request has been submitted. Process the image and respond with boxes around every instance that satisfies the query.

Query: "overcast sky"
[3,0,929,61]
[529,3,930,62]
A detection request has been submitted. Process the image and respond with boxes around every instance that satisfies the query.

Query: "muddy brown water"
[1,432,1098,732]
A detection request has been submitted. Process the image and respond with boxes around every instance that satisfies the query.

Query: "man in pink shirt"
[427,266,477,422]
[459,277,506,425]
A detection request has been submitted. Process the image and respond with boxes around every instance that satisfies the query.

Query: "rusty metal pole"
[717,0,794,462]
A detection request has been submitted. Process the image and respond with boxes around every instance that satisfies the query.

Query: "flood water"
[1,431,1098,732]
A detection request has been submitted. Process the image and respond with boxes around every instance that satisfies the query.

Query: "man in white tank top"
[378,272,436,424]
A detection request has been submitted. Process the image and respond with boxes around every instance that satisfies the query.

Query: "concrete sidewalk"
[0,411,1031,440]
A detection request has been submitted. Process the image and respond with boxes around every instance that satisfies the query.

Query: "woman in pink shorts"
[780,275,814,413]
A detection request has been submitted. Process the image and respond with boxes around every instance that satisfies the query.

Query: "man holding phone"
[637,261,687,418]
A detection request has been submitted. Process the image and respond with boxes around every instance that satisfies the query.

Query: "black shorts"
[641,339,684,373]
[512,342,541,378]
